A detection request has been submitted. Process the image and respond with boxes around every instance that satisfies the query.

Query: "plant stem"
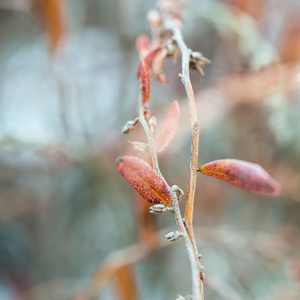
[164,21,200,258]
[164,20,204,298]
[139,94,202,299]
[170,189,203,300]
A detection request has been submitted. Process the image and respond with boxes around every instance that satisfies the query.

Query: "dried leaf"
[198,159,280,196]
[190,51,211,76]
[116,156,171,206]
[154,101,180,153]
[137,57,150,107]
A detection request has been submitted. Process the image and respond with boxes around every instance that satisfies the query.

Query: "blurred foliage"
[0,0,299,299]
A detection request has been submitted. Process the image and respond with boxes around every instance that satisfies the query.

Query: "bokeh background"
[0,0,300,299]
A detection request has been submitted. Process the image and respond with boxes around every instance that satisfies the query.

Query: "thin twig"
[163,20,204,297]
[87,228,171,297]
[170,188,203,300]
[164,21,199,251]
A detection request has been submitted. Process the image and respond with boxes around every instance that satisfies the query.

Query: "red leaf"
[116,156,171,206]
[137,57,150,106]
[198,159,281,196]
[154,101,180,153]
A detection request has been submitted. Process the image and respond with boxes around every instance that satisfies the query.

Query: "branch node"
[121,117,140,134]
[164,231,183,242]
[189,51,211,76]
[172,185,184,199]
[150,204,174,214]
[182,218,188,230]
[148,116,157,133]
[199,265,205,281]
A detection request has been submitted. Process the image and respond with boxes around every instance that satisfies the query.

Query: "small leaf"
[198,159,280,196]
[154,101,180,153]
[137,57,150,106]
[116,156,171,206]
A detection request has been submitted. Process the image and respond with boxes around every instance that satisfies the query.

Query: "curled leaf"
[137,57,150,107]
[116,156,171,206]
[198,159,280,196]
[154,101,180,153]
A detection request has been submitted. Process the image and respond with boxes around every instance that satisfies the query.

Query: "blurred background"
[0,0,300,299]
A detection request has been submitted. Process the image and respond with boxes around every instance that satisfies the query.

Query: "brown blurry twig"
[87,228,171,298]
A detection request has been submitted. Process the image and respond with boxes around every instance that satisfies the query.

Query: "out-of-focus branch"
[86,229,171,298]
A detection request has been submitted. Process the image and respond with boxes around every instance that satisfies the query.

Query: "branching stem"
[139,87,202,299]
[164,20,204,297]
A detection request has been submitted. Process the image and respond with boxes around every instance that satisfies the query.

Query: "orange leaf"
[198,159,280,196]
[137,57,150,107]
[154,101,180,153]
[116,156,171,206]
